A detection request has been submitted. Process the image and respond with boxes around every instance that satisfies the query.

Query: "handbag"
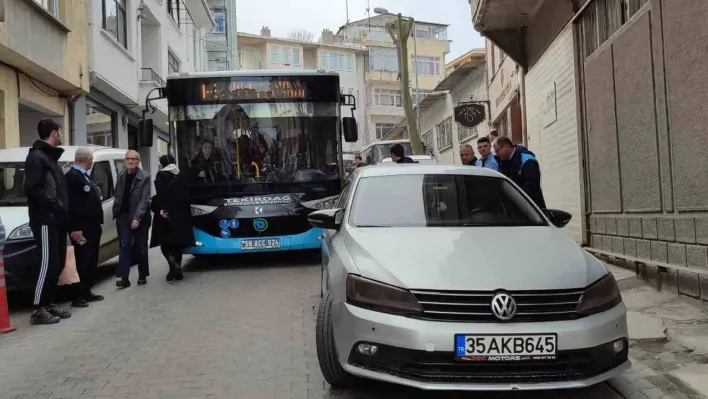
[58,245,80,286]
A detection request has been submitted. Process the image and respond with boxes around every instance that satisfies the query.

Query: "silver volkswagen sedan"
[307,164,629,392]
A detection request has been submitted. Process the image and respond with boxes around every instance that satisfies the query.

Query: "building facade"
[236,28,367,152]
[71,0,215,181]
[383,50,489,165]
[337,15,450,147]
[0,0,90,149]
[205,0,238,71]
[485,39,524,144]
[473,0,708,300]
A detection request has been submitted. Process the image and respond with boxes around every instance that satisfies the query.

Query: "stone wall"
[589,215,708,300]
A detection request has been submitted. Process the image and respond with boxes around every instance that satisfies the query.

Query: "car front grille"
[409,288,584,323]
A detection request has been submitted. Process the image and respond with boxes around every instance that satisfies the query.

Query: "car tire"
[316,293,356,389]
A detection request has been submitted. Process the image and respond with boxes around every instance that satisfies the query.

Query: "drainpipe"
[518,65,528,147]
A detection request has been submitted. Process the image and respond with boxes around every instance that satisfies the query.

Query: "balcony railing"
[140,68,166,87]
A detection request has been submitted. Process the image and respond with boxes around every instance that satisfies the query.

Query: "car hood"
[344,226,606,291]
[0,206,29,235]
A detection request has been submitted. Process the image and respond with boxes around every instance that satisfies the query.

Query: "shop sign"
[454,103,486,128]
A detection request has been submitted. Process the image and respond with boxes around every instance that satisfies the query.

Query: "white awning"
[183,0,215,30]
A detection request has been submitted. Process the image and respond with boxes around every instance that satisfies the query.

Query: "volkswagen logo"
[491,293,517,321]
[253,218,268,232]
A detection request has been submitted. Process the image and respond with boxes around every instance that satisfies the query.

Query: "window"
[318,51,354,71]
[579,0,649,59]
[349,174,546,228]
[168,51,181,74]
[422,130,434,152]
[458,125,479,143]
[375,123,397,140]
[336,182,353,209]
[412,25,448,41]
[271,46,302,66]
[114,159,126,175]
[208,51,228,71]
[212,9,226,34]
[373,88,402,107]
[103,0,127,48]
[412,56,441,76]
[86,100,114,148]
[90,161,115,202]
[167,0,181,26]
[436,118,452,150]
[369,47,398,72]
[33,0,58,17]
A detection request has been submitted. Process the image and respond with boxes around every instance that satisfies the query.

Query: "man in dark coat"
[390,143,418,164]
[23,119,72,325]
[493,136,547,209]
[66,147,104,307]
[150,155,195,281]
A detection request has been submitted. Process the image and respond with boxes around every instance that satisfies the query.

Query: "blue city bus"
[163,70,358,255]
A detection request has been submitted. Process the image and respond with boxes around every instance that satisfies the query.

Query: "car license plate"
[455,334,557,361]
[240,238,281,250]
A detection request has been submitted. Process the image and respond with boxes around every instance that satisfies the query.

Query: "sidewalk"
[604,262,708,399]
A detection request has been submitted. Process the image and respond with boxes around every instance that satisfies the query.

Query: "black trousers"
[116,214,150,279]
[30,224,67,307]
[73,224,102,295]
[160,245,183,267]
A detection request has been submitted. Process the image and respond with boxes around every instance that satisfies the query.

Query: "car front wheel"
[316,293,356,388]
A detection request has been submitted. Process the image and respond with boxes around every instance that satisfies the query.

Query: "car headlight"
[8,224,33,240]
[346,275,423,315]
[577,273,622,316]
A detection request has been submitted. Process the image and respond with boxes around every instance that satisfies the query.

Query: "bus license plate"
[455,334,557,361]
[241,238,281,250]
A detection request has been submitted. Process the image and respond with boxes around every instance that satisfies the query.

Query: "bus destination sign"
[201,79,307,102]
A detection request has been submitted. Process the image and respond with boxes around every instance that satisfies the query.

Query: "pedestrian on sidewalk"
[23,119,72,325]
[65,147,104,307]
[150,155,194,282]
[113,150,152,288]
[493,136,547,209]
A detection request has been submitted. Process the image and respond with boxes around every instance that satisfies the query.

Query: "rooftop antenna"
[365,0,371,30]
[345,0,350,24]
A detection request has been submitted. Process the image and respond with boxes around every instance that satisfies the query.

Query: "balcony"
[182,0,216,30]
[365,69,400,82]
[140,68,165,87]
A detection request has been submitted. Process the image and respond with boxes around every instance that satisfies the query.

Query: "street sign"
[454,103,486,128]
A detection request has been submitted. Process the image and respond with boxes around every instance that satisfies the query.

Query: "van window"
[114,159,126,175]
[0,162,72,206]
[91,161,115,201]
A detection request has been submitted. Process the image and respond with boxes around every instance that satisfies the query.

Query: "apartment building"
[383,50,489,164]
[0,0,90,149]
[236,28,367,152]
[205,0,238,71]
[485,39,524,145]
[70,0,215,178]
[337,15,450,146]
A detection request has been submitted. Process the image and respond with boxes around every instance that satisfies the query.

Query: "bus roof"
[166,69,341,81]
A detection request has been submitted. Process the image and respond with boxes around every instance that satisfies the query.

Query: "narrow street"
[0,250,625,399]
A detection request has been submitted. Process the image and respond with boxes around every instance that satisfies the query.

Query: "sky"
[235,0,485,61]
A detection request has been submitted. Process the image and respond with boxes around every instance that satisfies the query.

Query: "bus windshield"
[168,75,342,200]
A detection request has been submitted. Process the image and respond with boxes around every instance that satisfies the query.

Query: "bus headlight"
[8,224,34,240]
[191,205,218,217]
[301,196,338,210]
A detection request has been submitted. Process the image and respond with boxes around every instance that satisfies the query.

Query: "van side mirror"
[138,119,154,147]
[343,117,358,143]
[544,209,572,228]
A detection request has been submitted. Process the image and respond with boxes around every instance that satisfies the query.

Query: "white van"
[0,145,128,289]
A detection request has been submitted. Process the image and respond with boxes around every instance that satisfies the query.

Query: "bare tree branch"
[287,29,316,42]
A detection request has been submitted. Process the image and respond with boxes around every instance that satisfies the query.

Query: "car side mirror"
[342,117,358,143]
[544,209,572,228]
[307,209,343,230]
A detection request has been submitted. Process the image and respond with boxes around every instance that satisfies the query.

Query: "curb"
[606,358,673,399]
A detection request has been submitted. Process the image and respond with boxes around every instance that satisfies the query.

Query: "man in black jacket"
[23,119,72,325]
[493,136,547,209]
[390,143,418,164]
[66,147,104,308]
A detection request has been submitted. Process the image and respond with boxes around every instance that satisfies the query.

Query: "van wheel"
[316,293,356,389]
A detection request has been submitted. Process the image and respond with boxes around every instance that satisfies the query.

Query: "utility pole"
[386,14,424,155]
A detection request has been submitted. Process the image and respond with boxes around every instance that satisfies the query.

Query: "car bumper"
[2,238,37,289]
[184,227,323,255]
[331,300,629,391]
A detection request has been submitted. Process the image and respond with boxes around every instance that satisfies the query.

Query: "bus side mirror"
[138,119,154,147]
[343,117,358,143]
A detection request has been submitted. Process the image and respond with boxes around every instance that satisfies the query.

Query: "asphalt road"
[0,250,624,399]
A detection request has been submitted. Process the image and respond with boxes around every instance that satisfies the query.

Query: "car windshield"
[349,174,547,227]
[0,162,73,206]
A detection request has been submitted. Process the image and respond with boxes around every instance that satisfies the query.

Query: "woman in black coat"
[150,155,195,281]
